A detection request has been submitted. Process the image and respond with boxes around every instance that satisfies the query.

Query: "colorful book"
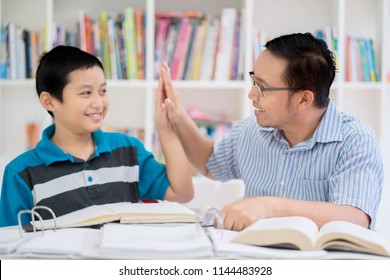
[0,27,7,79]
[154,18,170,78]
[190,18,208,80]
[124,7,138,80]
[6,22,17,79]
[170,18,191,80]
[99,12,111,79]
[200,18,219,80]
[135,8,145,79]
[214,8,237,80]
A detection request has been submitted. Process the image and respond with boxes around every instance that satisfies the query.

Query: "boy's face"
[52,66,108,135]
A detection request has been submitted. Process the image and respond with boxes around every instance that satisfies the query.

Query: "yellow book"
[232,216,390,257]
[124,7,138,80]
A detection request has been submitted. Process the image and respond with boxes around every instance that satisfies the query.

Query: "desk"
[1,224,389,260]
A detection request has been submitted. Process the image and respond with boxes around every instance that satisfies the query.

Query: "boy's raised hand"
[158,62,186,126]
[156,69,170,130]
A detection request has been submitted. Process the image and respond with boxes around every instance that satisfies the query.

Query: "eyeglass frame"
[249,71,301,97]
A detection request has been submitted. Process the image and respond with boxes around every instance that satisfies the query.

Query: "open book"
[232,216,390,257]
[31,201,199,230]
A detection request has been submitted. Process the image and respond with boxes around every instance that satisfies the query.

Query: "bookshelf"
[0,0,389,237]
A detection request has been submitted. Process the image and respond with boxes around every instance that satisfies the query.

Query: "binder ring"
[17,210,45,238]
[32,205,58,231]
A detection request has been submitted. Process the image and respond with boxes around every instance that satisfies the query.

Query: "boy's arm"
[159,63,215,177]
[156,72,194,203]
[0,167,34,227]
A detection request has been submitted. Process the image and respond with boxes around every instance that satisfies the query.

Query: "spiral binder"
[17,205,58,235]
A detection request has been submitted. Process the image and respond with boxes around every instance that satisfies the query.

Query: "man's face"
[248,50,299,130]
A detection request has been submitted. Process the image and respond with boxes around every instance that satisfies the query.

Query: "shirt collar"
[307,100,343,148]
[36,124,112,165]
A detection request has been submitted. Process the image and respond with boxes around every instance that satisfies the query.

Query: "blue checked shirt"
[206,100,383,228]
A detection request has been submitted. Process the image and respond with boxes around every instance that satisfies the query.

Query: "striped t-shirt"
[0,124,170,227]
[206,100,383,228]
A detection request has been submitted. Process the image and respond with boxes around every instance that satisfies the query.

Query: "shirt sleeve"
[329,132,383,229]
[134,139,170,200]
[206,120,245,182]
[0,165,34,227]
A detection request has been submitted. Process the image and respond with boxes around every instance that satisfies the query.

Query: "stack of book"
[154,8,245,81]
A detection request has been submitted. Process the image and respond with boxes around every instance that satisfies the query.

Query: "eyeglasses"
[249,71,300,97]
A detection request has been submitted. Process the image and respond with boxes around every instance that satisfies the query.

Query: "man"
[157,32,383,231]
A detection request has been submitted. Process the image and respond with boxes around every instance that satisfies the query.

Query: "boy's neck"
[51,130,96,161]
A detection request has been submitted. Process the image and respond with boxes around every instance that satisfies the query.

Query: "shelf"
[152,80,247,90]
[0,80,35,87]
[341,82,383,91]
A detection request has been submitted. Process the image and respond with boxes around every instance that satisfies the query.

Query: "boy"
[0,46,193,227]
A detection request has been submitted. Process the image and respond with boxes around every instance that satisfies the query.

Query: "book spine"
[191,20,207,80]
[6,22,17,79]
[214,8,237,81]
[16,28,26,79]
[0,27,7,79]
[99,12,111,79]
[170,18,190,80]
[135,8,145,79]
[182,24,197,80]
[124,7,138,80]
[154,18,170,79]
[358,38,370,82]
[107,15,118,80]
[200,19,218,80]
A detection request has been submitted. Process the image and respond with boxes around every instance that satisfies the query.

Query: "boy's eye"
[81,91,91,96]
[100,89,107,95]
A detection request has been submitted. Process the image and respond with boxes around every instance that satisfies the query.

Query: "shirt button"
[280,181,285,186]
[87,176,93,182]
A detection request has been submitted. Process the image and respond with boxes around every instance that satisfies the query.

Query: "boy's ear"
[39,91,56,112]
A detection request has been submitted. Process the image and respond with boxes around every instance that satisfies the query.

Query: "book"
[97,223,214,259]
[124,7,138,80]
[214,8,237,81]
[232,216,390,257]
[154,18,170,78]
[32,201,199,230]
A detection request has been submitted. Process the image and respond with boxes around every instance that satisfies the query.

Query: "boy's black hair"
[35,45,104,116]
[265,32,336,108]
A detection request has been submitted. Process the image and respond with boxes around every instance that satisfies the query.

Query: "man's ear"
[297,90,315,110]
[39,91,56,112]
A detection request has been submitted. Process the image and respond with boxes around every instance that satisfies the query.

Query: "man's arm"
[159,62,215,177]
[155,71,194,203]
[219,196,370,231]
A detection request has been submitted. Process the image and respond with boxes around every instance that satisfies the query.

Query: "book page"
[99,223,213,258]
[106,201,199,223]
[16,228,92,257]
[232,216,319,250]
[316,221,390,256]
[0,229,38,254]
[36,204,119,229]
